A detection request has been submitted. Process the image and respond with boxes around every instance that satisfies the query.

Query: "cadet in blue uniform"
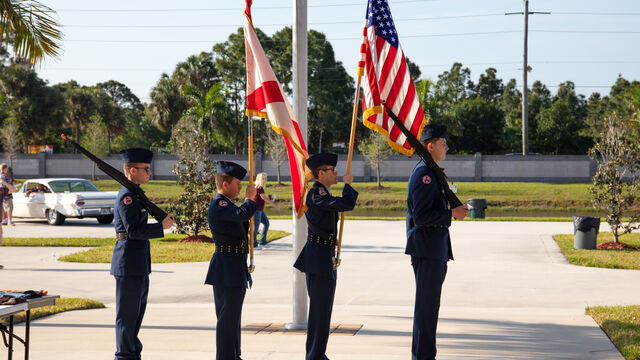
[406,125,469,360]
[111,148,174,360]
[294,153,358,360]
[205,161,257,360]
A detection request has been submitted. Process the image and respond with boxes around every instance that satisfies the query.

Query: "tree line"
[1,27,640,156]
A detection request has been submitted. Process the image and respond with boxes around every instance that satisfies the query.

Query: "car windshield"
[47,180,100,193]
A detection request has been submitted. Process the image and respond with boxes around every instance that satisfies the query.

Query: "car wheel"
[97,215,114,224]
[46,209,66,225]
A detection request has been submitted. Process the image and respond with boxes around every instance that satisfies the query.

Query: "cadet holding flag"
[406,125,469,360]
[205,161,257,360]
[111,148,174,360]
[294,153,358,360]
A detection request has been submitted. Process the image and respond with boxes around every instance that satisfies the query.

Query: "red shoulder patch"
[318,188,327,196]
[422,175,432,185]
[219,199,228,207]
[122,196,133,205]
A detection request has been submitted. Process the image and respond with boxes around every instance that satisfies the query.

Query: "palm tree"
[0,0,63,66]
[181,83,225,131]
[149,74,187,132]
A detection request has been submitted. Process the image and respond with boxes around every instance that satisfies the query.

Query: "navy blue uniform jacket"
[111,186,165,276]
[294,182,358,278]
[205,193,257,288]
[405,160,454,261]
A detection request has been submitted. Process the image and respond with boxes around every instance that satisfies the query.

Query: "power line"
[554,11,640,16]
[65,28,640,44]
[64,30,523,44]
[64,13,506,29]
[56,0,437,12]
[42,60,640,74]
[534,30,640,34]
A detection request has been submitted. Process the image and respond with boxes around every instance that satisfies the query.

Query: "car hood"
[66,191,118,200]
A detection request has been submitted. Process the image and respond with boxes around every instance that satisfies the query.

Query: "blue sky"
[36,0,640,103]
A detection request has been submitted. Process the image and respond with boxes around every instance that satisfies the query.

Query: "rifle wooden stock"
[61,134,168,223]
[382,104,463,208]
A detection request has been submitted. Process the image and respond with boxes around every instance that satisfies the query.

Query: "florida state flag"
[244,0,311,217]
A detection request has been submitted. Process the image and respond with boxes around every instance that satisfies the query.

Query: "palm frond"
[0,0,63,66]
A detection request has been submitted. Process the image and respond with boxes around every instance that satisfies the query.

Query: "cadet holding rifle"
[406,125,468,360]
[111,148,174,360]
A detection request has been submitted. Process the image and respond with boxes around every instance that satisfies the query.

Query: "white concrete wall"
[0,153,598,183]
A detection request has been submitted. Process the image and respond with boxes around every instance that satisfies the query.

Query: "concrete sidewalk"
[2,220,635,359]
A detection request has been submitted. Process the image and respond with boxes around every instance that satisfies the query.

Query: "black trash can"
[467,199,487,219]
[573,216,600,249]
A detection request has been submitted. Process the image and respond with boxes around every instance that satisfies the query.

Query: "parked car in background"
[13,178,117,225]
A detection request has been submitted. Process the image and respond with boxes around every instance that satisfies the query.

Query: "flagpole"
[334,73,362,268]
[248,116,255,273]
[286,0,308,331]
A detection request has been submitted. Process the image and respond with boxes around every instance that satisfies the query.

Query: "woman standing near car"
[252,172,279,249]
[1,164,15,226]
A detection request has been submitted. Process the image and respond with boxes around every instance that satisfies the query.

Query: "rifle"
[382,104,463,208]
[61,134,168,223]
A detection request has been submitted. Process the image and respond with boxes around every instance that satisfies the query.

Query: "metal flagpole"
[286,0,308,330]
[334,73,363,268]
[248,117,255,273]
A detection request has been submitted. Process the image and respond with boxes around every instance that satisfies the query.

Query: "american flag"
[359,0,426,156]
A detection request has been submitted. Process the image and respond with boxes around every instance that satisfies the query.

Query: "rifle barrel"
[61,134,168,223]
[382,105,463,208]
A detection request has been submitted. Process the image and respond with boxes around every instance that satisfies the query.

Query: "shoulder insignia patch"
[318,188,327,196]
[219,199,228,207]
[422,175,432,185]
[122,196,133,205]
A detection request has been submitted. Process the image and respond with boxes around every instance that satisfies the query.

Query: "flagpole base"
[285,322,307,330]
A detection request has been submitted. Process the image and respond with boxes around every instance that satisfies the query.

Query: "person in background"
[25,183,49,197]
[252,172,280,249]
[1,164,15,226]
[0,177,4,270]
[0,173,14,269]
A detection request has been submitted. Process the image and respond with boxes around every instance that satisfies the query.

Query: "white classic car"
[13,178,118,225]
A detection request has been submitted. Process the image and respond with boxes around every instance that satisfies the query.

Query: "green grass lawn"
[586,305,640,360]
[55,230,289,263]
[553,233,640,269]
[88,179,604,217]
[0,298,105,326]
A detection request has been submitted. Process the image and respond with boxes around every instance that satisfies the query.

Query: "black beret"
[120,148,153,164]
[306,153,337,170]
[216,161,247,180]
[420,124,447,142]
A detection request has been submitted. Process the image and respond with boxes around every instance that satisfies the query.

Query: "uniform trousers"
[114,275,149,360]
[305,272,336,360]
[411,257,447,360]
[213,285,246,360]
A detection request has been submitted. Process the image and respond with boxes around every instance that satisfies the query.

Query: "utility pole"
[287,0,308,331]
[506,1,549,155]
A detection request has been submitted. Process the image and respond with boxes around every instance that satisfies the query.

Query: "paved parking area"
[1,220,634,359]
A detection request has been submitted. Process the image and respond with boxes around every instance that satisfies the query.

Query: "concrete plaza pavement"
[1,219,636,359]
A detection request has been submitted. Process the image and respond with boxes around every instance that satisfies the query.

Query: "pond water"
[268,208,604,218]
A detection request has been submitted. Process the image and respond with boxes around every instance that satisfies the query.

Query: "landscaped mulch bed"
[597,241,638,250]
[178,235,213,243]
